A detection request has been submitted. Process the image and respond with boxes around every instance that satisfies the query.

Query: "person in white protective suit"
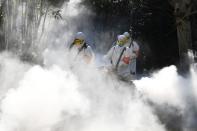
[104,35,136,81]
[123,32,140,75]
[69,32,94,64]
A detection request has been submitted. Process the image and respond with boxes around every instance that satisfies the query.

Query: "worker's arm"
[104,46,115,61]
[133,41,140,57]
[84,46,94,63]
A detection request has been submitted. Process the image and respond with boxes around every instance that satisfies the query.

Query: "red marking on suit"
[122,57,130,64]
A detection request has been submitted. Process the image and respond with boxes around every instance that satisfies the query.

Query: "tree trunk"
[169,0,193,73]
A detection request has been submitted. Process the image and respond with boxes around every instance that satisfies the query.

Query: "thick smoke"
[0,65,90,131]
[0,1,166,131]
[0,50,167,131]
[134,66,197,131]
[134,66,186,108]
[0,52,30,99]
[1,0,197,131]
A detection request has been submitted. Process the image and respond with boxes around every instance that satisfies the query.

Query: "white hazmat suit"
[123,32,140,75]
[70,32,94,64]
[104,35,136,81]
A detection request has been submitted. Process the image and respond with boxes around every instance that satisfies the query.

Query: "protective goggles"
[74,39,84,45]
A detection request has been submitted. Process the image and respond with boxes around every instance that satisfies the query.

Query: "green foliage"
[83,0,132,16]
[47,0,67,7]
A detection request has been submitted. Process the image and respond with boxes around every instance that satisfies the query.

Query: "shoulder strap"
[78,43,88,54]
[115,47,126,71]
[110,46,116,64]
[69,42,74,49]
[70,42,88,54]
[129,40,133,48]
